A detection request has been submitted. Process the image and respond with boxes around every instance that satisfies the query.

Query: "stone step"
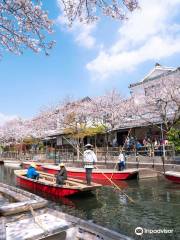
[138,168,158,179]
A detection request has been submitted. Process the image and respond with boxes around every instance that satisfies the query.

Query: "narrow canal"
[0,165,179,240]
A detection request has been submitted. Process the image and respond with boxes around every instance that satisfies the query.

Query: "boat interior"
[15,170,102,191]
[3,208,129,240]
[0,183,47,217]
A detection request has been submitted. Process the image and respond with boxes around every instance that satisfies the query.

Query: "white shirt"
[118,153,125,163]
[83,150,97,168]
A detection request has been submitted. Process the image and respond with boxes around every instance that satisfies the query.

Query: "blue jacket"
[27,166,39,179]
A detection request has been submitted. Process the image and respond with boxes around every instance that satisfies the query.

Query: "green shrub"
[167,128,180,152]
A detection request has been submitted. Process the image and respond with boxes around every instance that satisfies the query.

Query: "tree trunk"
[95,135,97,155]
[76,140,80,161]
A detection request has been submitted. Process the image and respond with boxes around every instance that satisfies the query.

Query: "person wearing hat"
[83,144,97,185]
[27,163,39,180]
[56,163,67,185]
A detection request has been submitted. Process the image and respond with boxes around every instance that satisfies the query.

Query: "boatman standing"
[83,144,97,185]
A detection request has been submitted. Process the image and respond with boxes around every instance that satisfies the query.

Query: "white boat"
[0,183,132,240]
[4,208,133,240]
[3,160,22,167]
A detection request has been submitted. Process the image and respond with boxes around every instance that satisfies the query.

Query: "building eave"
[129,67,179,89]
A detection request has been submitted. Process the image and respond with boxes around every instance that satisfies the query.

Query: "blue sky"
[0,0,180,123]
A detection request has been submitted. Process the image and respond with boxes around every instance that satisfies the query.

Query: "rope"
[28,205,48,235]
[62,136,135,203]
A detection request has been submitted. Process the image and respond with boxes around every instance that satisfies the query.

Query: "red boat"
[14,170,101,198]
[42,165,138,181]
[165,171,180,184]
[22,161,46,171]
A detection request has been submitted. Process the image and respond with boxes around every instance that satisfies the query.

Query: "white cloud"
[74,22,96,49]
[56,1,96,49]
[86,0,180,80]
[0,113,18,126]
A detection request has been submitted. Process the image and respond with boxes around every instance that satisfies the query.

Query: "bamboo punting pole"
[62,136,135,204]
[93,164,135,203]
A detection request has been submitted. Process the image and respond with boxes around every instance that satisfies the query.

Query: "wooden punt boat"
[14,170,102,198]
[22,161,47,171]
[165,171,180,184]
[3,208,133,240]
[42,165,138,181]
[3,160,22,167]
[0,182,47,216]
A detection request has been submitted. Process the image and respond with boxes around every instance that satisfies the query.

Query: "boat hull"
[43,167,138,181]
[16,176,80,197]
[165,174,180,184]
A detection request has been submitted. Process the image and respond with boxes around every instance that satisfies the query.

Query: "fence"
[0,144,177,164]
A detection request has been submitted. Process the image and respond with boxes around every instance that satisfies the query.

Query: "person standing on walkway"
[118,152,126,171]
[83,144,97,185]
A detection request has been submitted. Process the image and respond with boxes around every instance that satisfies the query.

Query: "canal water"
[0,165,179,240]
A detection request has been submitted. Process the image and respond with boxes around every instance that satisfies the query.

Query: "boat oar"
[93,165,135,204]
[62,136,135,204]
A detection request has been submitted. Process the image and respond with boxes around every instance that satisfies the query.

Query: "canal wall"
[52,160,180,173]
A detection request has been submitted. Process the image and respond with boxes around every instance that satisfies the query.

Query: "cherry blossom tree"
[0,0,55,56]
[0,0,138,56]
[132,74,180,132]
[92,89,127,130]
[90,89,129,148]
[60,0,139,24]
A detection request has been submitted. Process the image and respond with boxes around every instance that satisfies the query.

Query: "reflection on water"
[0,165,180,240]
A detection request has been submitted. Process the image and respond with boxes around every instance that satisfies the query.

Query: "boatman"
[27,163,39,180]
[83,144,97,185]
[56,163,67,185]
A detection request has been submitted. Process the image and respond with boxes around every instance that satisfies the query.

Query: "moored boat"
[0,182,47,216]
[22,161,49,171]
[4,207,133,240]
[164,171,180,184]
[0,184,131,240]
[3,160,22,167]
[42,165,138,181]
[14,169,102,198]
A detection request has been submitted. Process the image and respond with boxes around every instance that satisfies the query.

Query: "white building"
[129,63,179,104]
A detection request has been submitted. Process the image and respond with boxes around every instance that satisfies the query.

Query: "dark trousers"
[32,174,39,180]
[56,176,65,185]
[118,162,125,171]
[85,168,92,185]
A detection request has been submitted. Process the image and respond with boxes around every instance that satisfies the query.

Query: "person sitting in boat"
[118,152,126,171]
[27,163,39,180]
[83,144,97,185]
[56,163,67,185]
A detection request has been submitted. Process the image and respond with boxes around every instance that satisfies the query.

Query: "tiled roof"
[129,64,177,88]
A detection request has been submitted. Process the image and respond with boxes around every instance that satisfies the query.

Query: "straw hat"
[85,144,93,148]
[31,162,36,168]
[59,162,65,167]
